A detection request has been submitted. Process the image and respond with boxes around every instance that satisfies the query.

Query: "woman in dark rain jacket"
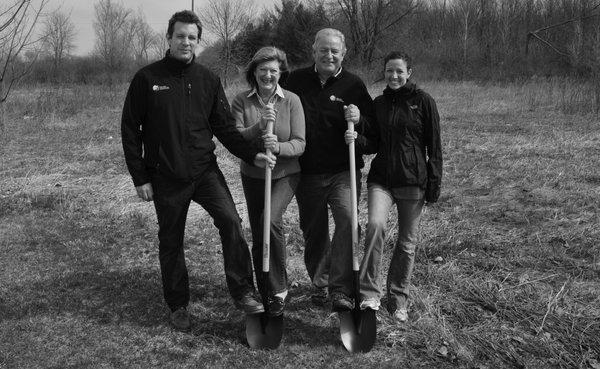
[347,50,442,322]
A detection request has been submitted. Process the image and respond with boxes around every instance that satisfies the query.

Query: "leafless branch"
[526,3,600,58]
[0,0,27,33]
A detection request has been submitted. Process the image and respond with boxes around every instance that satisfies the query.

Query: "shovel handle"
[347,121,359,272]
[262,115,274,273]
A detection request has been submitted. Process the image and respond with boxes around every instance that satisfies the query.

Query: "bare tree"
[453,0,479,75]
[199,0,255,85]
[130,10,161,66]
[526,1,600,61]
[149,27,168,61]
[0,0,48,134]
[335,0,419,66]
[93,0,132,72]
[42,9,75,77]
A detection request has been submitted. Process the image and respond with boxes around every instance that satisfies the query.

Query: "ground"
[0,78,598,368]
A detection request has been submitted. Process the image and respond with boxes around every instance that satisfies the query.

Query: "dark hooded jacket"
[121,52,258,186]
[366,81,443,202]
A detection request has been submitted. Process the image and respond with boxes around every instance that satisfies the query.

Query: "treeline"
[12,0,600,85]
[210,0,600,81]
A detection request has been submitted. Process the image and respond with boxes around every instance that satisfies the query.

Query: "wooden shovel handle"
[262,117,274,273]
[347,121,359,272]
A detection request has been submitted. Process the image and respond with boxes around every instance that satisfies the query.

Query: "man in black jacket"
[121,10,275,331]
[284,28,374,311]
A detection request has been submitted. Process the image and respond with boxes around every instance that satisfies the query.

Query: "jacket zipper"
[183,75,193,181]
[387,97,399,188]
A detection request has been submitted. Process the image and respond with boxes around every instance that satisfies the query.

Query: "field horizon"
[0,77,599,368]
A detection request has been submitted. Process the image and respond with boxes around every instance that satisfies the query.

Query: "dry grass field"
[0,77,599,368]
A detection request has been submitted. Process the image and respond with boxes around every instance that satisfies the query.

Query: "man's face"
[313,35,345,77]
[167,21,199,63]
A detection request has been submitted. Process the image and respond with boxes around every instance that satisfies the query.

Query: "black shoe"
[310,286,328,306]
[331,293,353,312]
[267,296,285,317]
[170,307,191,331]
[234,292,265,314]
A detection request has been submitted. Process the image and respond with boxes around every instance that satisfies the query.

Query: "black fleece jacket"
[121,53,258,186]
[366,82,443,202]
[284,65,374,174]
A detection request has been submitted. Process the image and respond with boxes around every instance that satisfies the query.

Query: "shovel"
[246,107,283,349]
[338,106,377,353]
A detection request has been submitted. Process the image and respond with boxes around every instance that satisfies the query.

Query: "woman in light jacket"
[232,46,305,316]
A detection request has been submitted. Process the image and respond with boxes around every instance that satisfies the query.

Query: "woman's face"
[254,60,281,94]
[384,58,411,90]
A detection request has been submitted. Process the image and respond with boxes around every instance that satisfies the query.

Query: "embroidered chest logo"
[152,85,170,91]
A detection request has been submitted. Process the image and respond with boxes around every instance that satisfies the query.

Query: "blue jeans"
[241,173,300,296]
[359,183,424,311]
[296,171,361,297]
[152,167,255,311]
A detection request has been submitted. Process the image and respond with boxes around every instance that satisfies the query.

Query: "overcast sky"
[53,0,280,55]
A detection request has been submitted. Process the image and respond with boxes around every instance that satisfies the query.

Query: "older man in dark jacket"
[284,28,375,311]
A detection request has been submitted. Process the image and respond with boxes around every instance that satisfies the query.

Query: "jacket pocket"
[413,145,426,186]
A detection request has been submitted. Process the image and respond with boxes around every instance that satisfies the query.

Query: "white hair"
[312,28,346,53]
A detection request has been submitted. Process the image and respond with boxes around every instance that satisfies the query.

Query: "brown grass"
[0,77,598,368]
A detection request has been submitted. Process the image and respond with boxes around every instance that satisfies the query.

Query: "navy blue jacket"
[284,65,375,174]
[121,53,258,186]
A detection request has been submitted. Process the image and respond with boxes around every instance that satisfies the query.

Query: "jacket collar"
[383,80,417,98]
[163,50,195,73]
[312,64,343,86]
[247,84,285,101]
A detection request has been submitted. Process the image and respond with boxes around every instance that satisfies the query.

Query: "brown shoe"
[331,292,353,312]
[170,307,191,331]
[234,292,265,314]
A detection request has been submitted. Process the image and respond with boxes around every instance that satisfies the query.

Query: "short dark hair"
[245,47,289,90]
[167,10,202,39]
[383,51,412,70]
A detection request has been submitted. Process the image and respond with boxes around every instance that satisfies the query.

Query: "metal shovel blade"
[246,312,283,349]
[337,120,377,353]
[339,308,377,353]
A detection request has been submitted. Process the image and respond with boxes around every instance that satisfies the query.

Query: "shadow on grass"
[1,268,165,327]
[183,283,338,348]
[2,269,338,349]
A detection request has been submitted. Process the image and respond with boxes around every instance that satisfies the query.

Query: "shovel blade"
[246,313,283,349]
[339,309,377,353]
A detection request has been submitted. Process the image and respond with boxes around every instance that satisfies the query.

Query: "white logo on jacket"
[152,85,170,91]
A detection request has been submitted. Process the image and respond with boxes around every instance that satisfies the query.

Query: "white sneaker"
[394,308,408,322]
[359,298,380,311]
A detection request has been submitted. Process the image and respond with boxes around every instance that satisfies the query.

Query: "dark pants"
[241,173,299,297]
[295,171,361,297]
[152,168,254,311]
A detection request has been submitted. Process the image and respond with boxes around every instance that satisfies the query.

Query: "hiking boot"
[234,292,265,314]
[331,293,353,312]
[170,307,191,331]
[267,296,285,317]
[310,286,328,306]
[359,298,380,311]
